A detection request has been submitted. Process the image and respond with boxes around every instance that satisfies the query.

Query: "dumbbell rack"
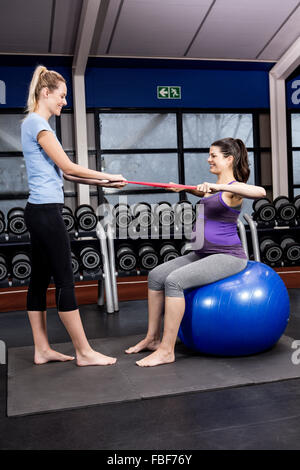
[99,198,196,312]
[250,195,300,265]
[103,202,251,313]
[0,232,31,289]
[106,225,195,312]
[3,202,299,312]
[0,224,115,314]
[245,216,300,266]
[243,211,300,287]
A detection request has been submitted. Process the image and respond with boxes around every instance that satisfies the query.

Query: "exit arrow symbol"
[159,87,169,97]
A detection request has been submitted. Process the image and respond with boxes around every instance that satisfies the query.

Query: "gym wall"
[0,55,297,310]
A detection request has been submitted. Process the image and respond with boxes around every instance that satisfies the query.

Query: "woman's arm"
[168,182,205,197]
[186,188,206,197]
[38,131,126,184]
[197,182,266,199]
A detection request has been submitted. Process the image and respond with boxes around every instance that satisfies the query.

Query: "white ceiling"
[0,0,299,61]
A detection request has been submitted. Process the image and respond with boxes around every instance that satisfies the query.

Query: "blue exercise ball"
[179,261,290,356]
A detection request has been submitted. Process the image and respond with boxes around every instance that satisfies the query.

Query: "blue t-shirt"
[21,112,64,204]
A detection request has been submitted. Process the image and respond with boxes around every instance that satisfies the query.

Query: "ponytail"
[25,65,66,114]
[234,138,250,183]
[211,137,250,183]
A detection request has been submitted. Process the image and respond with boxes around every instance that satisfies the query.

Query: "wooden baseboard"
[274,267,300,288]
[116,276,148,301]
[0,276,148,313]
[0,267,299,313]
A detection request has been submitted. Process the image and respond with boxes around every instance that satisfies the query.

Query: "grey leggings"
[148,252,248,298]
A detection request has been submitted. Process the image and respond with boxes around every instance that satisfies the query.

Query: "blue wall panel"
[0,65,73,108]
[0,56,273,109]
[85,67,270,109]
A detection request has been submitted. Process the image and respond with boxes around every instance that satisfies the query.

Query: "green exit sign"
[157,86,181,99]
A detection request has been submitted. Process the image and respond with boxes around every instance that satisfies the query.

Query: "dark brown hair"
[211,137,250,183]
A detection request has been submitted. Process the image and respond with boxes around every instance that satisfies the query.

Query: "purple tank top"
[193,181,247,259]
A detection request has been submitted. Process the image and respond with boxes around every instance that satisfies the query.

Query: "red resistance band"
[63,174,197,190]
[124,180,197,190]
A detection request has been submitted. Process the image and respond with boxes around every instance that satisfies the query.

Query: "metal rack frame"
[243,213,261,262]
[95,221,115,313]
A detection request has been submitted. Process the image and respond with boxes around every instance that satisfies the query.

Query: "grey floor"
[0,289,300,450]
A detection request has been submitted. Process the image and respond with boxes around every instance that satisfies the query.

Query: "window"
[99,112,179,207]
[100,113,177,149]
[0,114,24,152]
[182,113,253,148]
[97,110,263,219]
[0,156,29,195]
[0,114,56,152]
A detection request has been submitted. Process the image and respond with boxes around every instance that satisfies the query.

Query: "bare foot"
[34,349,75,365]
[76,350,117,367]
[136,348,175,367]
[125,337,161,354]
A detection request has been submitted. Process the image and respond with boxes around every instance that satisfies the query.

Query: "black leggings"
[24,202,78,312]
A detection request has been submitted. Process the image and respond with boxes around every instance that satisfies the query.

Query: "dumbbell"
[0,254,8,281]
[259,238,283,264]
[11,252,31,280]
[280,236,300,264]
[79,246,101,271]
[273,196,297,222]
[0,211,5,235]
[174,201,195,226]
[113,203,132,229]
[71,251,80,275]
[116,244,137,271]
[180,241,193,256]
[294,195,300,215]
[131,202,153,228]
[155,202,175,227]
[252,198,276,223]
[138,243,159,270]
[7,208,27,235]
[159,242,179,263]
[75,205,97,231]
[62,206,76,232]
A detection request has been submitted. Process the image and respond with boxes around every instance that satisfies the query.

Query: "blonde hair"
[26,65,66,114]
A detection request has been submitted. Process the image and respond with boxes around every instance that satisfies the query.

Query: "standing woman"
[22,65,126,366]
[126,137,266,367]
